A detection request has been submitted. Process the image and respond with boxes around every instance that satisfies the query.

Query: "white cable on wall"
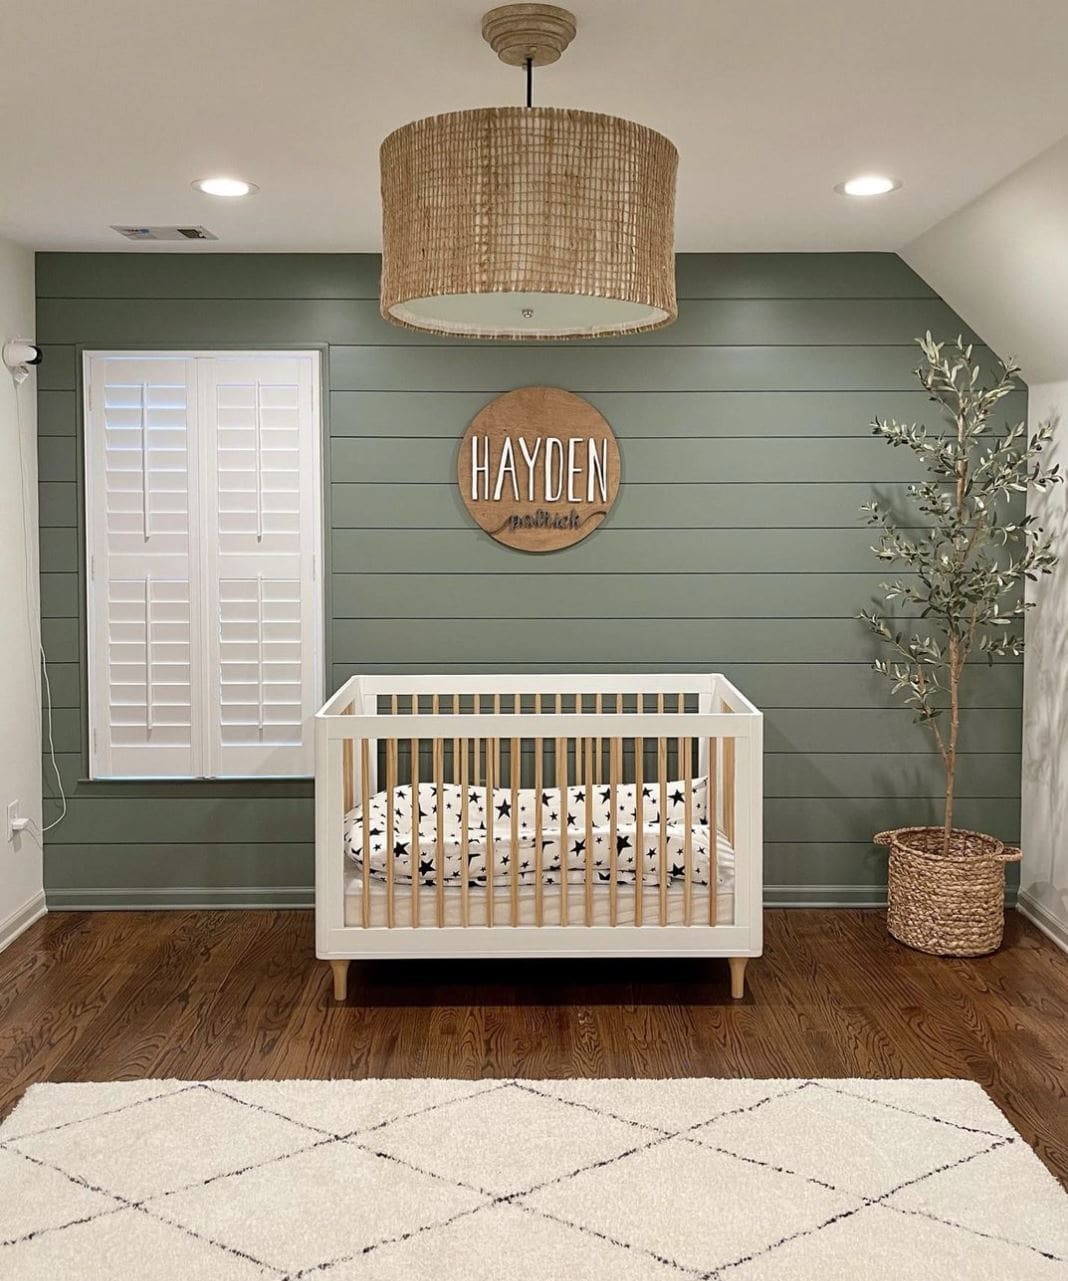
[8,357,66,833]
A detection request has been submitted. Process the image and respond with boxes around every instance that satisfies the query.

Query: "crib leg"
[728,956,748,1000]
[329,959,350,1002]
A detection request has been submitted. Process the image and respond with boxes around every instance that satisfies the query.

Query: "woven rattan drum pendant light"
[379,4,678,339]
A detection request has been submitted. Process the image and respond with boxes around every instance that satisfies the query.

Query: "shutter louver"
[86,351,321,780]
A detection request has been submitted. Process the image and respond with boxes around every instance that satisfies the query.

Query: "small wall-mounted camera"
[3,341,43,372]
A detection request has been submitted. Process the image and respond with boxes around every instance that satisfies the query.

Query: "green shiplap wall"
[35,252,1023,908]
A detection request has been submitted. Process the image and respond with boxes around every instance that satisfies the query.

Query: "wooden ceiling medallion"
[457,386,621,552]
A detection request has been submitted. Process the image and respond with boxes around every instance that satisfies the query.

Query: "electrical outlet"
[6,800,28,842]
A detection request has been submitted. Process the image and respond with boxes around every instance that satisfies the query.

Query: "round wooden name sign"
[457,386,620,552]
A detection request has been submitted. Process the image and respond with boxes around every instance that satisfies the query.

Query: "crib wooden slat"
[595,693,603,785]
[584,736,594,926]
[386,736,397,928]
[609,730,620,926]
[486,736,496,927]
[708,737,718,926]
[460,735,470,927]
[452,694,460,788]
[360,738,371,929]
[434,736,445,928]
[473,695,482,787]
[557,733,568,927]
[342,702,355,814]
[683,733,693,926]
[634,733,644,927]
[411,733,420,928]
[658,735,668,927]
[724,731,736,845]
[510,736,520,927]
[534,732,544,927]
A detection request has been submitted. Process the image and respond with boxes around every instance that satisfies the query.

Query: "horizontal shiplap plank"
[40,573,80,618]
[330,616,1018,674]
[331,481,928,529]
[38,390,77,436]
[39,528,80,574]
[41,618,80,663]
[38,436,78,483]
[764,797,1018,844]
[328,345,943,393]
[43,749,1017,803]
[326,662,1022,711]
[41,793,1015,849]
[36,345,76,391]
[44,797,313,844]
[39,663,81,709]
[38,482,78,527]
[43,842,314,891]
[331,571,946,620]
[761,752,1019,799]
[43,698,1019,759]
[42,757,311,800]
[329,389,1029,439]
[35,297,975,349]
[43,842,877,896]
[34,252,935,303]
[332,528,898,574]
[333,436,935,485]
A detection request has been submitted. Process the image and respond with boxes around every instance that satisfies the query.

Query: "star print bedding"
[344,776,728,888]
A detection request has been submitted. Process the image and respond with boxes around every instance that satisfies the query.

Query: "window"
[84,351,323,778]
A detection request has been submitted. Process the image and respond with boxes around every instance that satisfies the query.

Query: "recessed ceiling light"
[835,174,901,197]
[192,176,258,198]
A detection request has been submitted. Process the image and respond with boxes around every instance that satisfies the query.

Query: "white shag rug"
[1,1077,1065,1280]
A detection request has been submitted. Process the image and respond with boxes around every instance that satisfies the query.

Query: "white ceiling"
[4,0,1068,253]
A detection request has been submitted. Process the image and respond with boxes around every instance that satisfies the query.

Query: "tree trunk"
[943,638,961,853]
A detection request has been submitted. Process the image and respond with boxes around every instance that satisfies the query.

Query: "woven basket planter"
[874,827,1022,957]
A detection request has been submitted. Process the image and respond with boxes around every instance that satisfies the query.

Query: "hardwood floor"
[1,908,1066,1185]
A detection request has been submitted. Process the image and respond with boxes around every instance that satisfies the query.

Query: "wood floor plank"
[0,908,1065,1186]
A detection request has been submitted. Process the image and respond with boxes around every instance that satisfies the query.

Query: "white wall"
[903,135,1068,384]
[1020,382,1068,949]
[902,137,1068,952]
[0,239,45,946]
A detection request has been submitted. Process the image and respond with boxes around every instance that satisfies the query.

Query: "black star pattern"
[345,773,718,891]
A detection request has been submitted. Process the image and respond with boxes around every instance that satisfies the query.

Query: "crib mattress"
[344,777,719,889]
[343,867,736,928]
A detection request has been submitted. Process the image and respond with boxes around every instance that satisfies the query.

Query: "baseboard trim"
[42,883,1020,913]
[764,884,888,907]
[45,886,314,911]
[0,890,47,950]
[46,884,889,911]
[1017,891,1068,955]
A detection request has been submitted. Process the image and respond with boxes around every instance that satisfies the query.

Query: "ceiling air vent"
[111,225,219,241]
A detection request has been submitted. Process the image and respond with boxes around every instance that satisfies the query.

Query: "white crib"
[315,674,763,999]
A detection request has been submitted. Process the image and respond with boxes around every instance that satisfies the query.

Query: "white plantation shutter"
[85,352,322,779]
[200,356,320,776]
[86,356,200,777]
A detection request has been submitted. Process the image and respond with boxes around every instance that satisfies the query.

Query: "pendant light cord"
[525,56,533,107]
